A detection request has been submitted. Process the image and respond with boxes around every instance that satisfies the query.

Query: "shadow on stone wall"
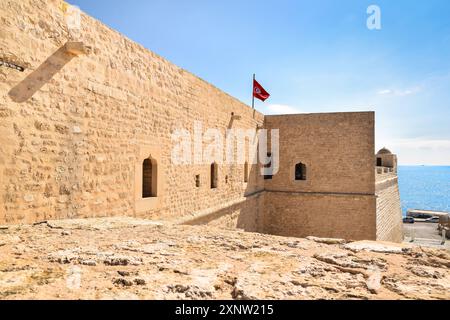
[183,153,266,233]
[9,45,75,103]
[183,191,264,232]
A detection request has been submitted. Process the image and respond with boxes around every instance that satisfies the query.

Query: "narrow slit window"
[244,161,249,183]
[143,157,157,198]
[211,163,218,189]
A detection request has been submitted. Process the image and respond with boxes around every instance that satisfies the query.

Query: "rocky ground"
[0,217,449,300]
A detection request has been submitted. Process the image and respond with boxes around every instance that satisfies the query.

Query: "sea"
[398,166,450,216]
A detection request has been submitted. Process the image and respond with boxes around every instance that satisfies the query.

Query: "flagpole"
[252,73,255,109]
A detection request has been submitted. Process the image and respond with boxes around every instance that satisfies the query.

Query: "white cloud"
[377,138,450,165]
[378,89,393,95]
[389,138,450,149]
[263,104,301,115]
[377,87,421,97]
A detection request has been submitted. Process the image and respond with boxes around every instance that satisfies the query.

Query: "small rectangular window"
[295,162,307,181]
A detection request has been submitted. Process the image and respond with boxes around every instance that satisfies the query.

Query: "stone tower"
[376,148,398,173]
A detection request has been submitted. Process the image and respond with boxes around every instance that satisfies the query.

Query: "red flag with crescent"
[253,79,270,102]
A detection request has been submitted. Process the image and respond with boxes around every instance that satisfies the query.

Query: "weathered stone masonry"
[375,149,403,243]
[0,0,403,242]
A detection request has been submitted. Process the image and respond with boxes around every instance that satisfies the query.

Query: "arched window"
[295,162,307,181]
[244,161,249,183]
[143,157,157,198]
[211,163,218,189]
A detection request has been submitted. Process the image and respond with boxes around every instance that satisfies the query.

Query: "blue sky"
[69,0,450,165]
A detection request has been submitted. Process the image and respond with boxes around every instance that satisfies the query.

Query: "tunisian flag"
[253,79,270,102]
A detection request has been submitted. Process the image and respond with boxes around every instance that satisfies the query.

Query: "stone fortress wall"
[375,150,403,242]
[0,0,403,242]
[261,113,377,240]
[0,0,266,226]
